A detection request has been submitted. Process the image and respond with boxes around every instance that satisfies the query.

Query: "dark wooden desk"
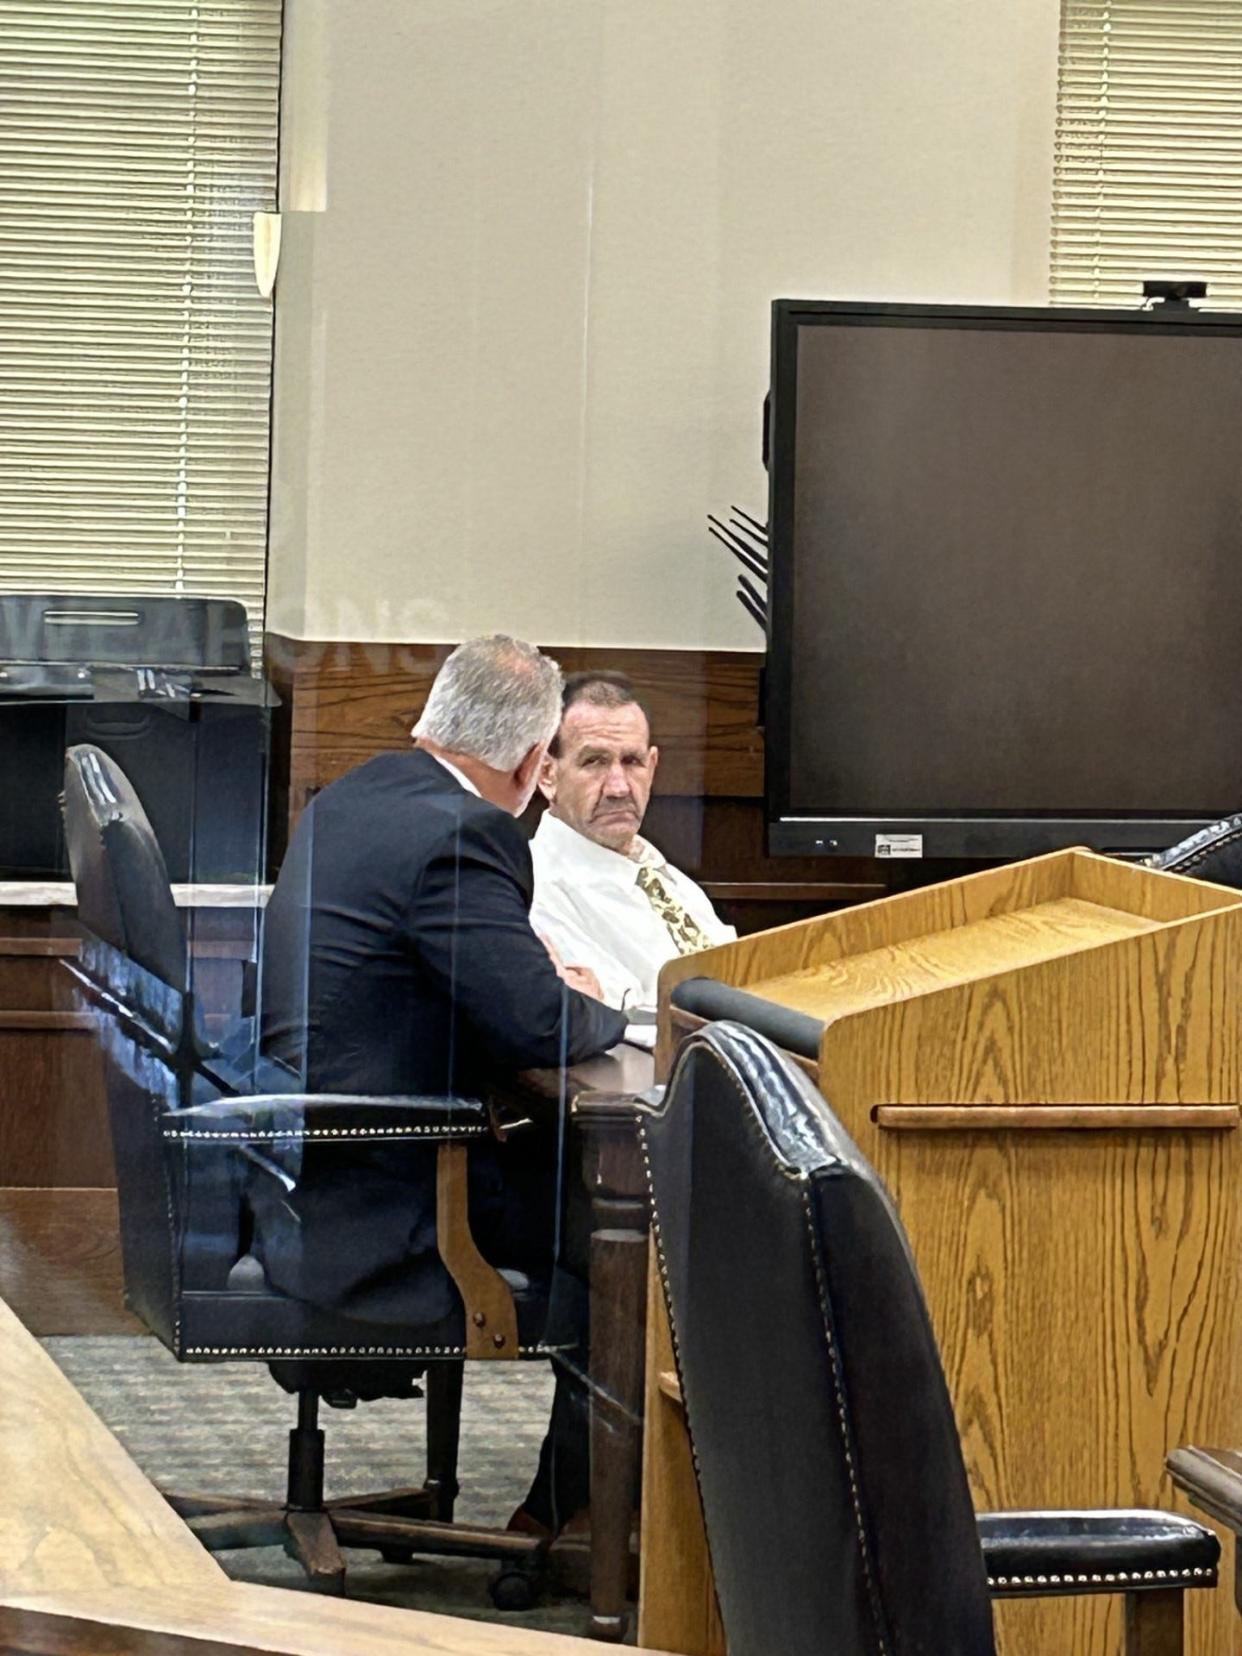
[1168,1448,1242,1616]
[507,1045,655,1643]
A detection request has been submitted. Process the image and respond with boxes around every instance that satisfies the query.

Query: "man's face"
[539,700,659,854]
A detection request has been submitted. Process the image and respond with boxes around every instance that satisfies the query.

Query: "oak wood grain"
[433,1143,518,1359]
[822,866,1242,1656]
[874,1104,1240,1131]
[0,1585,672,1656]
[0,1296,222,1594]
[637,1255,723,1656]
[0,1296,669,1653]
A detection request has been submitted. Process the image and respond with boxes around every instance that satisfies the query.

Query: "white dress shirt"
[529,810,736,1013]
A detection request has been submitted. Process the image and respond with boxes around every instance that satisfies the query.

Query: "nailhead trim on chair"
[163,1124,489,1142]
[1148,819,1242,873]
[988,1566,1216,1589]
[181,1341,568,1358]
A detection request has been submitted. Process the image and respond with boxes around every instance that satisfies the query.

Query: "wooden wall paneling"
[0,899,261,1335]
[0,1189,137,1335]
[262,636,765,810]
[0,1027,112,1187]
[262,634,895,925]
[0,928,111,1190]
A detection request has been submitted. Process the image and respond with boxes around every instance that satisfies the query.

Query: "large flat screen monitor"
[766,299,1242,859]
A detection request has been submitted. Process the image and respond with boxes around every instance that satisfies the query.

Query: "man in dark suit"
[258,634,627,1532]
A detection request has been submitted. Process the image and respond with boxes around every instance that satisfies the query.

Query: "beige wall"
[267,0,1060,648]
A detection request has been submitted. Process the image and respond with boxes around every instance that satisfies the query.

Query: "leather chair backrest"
[61,746,197,1345]
[643,1023,996,1656]
[63,744,191,1016]
[1148,813,1242,887]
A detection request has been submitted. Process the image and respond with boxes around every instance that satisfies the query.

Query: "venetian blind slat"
[1051,0,1242,309]
[0,1,281,653]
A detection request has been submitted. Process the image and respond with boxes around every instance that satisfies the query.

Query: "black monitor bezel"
[765,298,1242,859]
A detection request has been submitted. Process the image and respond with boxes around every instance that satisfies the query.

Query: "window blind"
[1051,0,1242,308]
[0,0,282,650]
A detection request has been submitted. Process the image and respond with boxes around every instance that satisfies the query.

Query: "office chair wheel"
[489,1561,543,1611]
[379,1545,416,1565]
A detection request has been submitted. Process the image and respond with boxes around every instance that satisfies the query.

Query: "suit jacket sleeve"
[406,805,628,1070]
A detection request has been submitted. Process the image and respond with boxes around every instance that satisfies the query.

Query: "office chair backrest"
[63,743,195,1035]
[62,745,207,1342]
[1148,813,1242,887]
[643,1022,996,1656]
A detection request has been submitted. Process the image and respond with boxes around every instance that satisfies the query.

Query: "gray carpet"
[44,1335,597,1637]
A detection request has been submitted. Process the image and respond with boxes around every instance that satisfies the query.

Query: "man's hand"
[561,963,604,1000]
[537,930,567,973]
[536,930,605,1000]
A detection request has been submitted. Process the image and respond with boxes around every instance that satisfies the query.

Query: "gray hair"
[413,635,563,770]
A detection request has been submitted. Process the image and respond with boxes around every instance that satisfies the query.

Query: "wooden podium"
[639,850,1242,1656]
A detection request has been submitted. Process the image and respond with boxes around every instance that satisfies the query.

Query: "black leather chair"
[61,743,563,1603]
[1148,813,1242,885]
[641,1022,1220,1656]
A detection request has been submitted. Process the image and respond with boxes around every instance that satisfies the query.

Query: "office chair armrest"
[162,1092,491,1144]
[164,1093,524,1358]
[978,1510,1219,1598]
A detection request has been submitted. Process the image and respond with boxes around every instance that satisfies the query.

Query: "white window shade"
[0,0,282,652]
[1052,0,1242,308]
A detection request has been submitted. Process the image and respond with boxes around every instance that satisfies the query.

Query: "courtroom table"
[0,1290,672,1656]
[0,880,268,1334]
[1168,1449,1242,1618]
[502,1045,656,1643]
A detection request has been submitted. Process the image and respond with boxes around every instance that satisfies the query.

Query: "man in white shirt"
[529,672,736,1013]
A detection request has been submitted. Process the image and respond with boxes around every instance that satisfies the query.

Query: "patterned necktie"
[635,863,710,956]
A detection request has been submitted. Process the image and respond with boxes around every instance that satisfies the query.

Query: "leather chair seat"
[979,1510,1219,1597]
[175,1256,558,1361]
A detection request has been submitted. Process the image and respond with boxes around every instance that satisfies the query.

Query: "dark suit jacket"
[254,748,626,1323]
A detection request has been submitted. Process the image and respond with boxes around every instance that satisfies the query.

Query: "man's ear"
[515,741,546,798]
[648,744,660,783]
[536,748,558,803]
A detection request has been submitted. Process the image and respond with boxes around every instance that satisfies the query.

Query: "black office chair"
[641,1022,1219,1656]
[1149,813,1242,886]
[61,743,563,1603]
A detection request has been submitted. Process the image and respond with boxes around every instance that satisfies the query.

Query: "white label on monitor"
[875,833,923,859]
